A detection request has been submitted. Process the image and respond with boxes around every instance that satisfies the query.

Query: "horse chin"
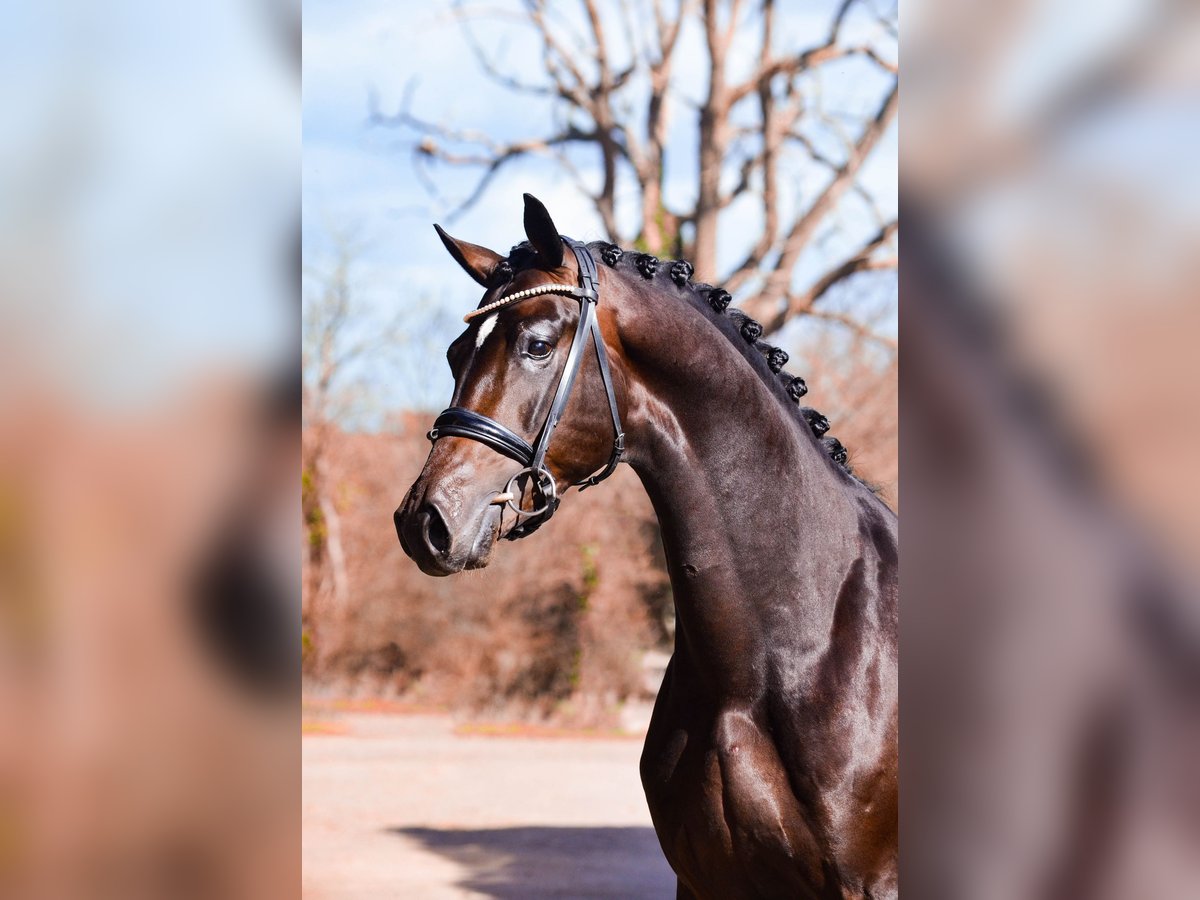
[462,515,499,570]
[419,556,465,577]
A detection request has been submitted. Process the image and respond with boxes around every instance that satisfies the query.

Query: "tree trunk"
[695,0,729,282]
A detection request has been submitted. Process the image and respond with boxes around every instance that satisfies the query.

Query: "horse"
[395,194,898,899]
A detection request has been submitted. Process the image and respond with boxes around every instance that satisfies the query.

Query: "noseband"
[426,237,625,539]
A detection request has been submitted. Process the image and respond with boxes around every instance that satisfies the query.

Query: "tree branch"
[756,219,897,333]
[374,0,897,343]
[792,308,897,351]
[452,2,556,96]
[728,80,897,302]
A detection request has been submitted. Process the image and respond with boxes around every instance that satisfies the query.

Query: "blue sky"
[303,0,898,415]
[0,0,296,408]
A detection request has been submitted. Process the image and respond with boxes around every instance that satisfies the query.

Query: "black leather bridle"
[426,237,624,539]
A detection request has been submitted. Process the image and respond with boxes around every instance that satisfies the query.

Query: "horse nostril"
[421,505,451,556]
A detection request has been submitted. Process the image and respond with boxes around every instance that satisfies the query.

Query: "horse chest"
[640,697,840,899]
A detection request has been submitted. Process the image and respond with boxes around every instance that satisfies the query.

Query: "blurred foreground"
[904,0,1200,895]
[0,1,298,897]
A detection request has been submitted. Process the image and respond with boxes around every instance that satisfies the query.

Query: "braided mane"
[505,240,866,485]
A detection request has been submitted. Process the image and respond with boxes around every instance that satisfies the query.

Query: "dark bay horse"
[396,195,898,899]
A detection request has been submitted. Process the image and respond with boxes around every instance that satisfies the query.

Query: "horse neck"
[614,289,875,694]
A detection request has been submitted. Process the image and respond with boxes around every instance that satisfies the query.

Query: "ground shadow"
[388,825,677,898]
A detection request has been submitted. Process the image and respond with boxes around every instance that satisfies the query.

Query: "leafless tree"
[372,0,896,343]
[302,234,385,666]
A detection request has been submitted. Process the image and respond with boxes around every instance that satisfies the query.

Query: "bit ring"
[503,466,557,517]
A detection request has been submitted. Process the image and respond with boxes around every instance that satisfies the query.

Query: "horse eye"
[526,338,553,359]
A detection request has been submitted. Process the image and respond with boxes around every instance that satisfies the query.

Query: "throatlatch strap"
[529,248,598,473]
[579,310,625,489]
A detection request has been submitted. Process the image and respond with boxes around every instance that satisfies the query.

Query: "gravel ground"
[302,711,676,898]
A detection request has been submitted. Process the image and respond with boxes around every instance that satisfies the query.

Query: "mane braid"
[584,241,873,489]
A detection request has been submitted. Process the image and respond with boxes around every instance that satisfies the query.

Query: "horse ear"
[522,193,564,269]
[434,224,504,287]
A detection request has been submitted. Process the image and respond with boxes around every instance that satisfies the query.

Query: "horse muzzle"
[394,484,502,577]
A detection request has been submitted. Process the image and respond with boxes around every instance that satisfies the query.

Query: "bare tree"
[302,234,385,667]
[372,0,896,341]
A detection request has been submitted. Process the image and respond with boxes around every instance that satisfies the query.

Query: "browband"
[463,283,592,323]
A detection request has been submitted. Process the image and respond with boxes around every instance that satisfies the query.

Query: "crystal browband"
[463,282,592,323]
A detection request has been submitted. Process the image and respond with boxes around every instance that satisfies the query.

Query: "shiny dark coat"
[396,197,898,899]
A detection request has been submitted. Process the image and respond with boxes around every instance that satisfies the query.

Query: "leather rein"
[426,237,625,539]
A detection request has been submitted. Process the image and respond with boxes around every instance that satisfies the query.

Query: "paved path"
[303,712,676,898]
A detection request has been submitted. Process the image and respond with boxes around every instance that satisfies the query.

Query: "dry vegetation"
[303,414,670,726]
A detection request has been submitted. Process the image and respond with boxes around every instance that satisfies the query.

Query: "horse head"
[395,194,627,576]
